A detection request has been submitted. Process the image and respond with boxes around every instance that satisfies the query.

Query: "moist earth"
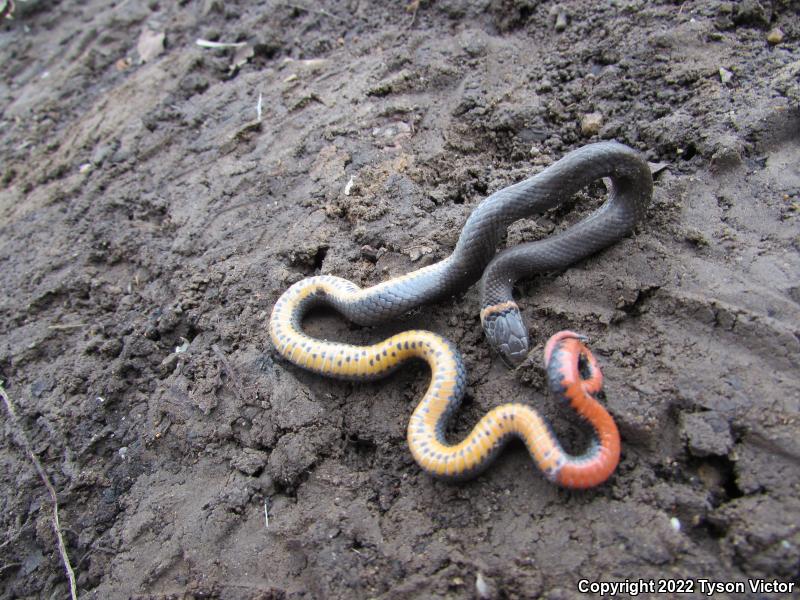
[1,1,799,598]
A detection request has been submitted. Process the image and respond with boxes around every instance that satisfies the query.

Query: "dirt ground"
[1,0,798,598]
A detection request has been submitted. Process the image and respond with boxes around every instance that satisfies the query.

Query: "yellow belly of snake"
[270,276,620,487]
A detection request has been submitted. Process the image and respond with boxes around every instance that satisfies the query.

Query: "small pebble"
[580,113,603,137]
[767,28,784,45]
[670,517,681,532]
[719,67,733,84]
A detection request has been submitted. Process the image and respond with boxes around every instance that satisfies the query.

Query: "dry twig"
[0,383,78,600]
[47,323,87,331]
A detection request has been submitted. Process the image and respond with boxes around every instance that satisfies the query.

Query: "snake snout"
[481,304,530,367]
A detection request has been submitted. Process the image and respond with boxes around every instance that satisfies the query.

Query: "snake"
[269,141,652,486]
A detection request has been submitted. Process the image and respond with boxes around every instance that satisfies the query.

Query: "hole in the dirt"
[680,143,697,160]
[697,516,728,540]
[185,324,200,343]
[313,246,328,271]
[691,455,744,507]
[652,458,682,482]
[342,434,378,472]
[347,434,377,458]
[453,194,465,205]
[719,459,744,501]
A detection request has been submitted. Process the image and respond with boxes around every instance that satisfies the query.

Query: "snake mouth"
[480,303,530,367]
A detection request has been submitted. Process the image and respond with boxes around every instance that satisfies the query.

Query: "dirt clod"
[680,412,735,458]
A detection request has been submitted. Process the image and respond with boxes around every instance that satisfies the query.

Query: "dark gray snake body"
[306,141,653,364]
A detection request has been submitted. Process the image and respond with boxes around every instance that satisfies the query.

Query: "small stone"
[767,28,784,45]
[710,144,742,172]
[719,67,733,85]
[580,112,603,137]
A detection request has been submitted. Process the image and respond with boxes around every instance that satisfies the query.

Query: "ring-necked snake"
[269,141,652,487]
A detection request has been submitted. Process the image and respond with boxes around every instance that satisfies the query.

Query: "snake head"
[480,302,530,367]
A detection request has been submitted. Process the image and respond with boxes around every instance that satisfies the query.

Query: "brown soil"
[1,1,798,598]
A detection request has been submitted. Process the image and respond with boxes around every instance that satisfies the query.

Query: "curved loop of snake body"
[269,142,652,486]
[271,285,619,487]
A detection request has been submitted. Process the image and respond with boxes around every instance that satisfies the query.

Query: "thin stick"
[0,383,78,600]
[48,323,87,331]
[195,39,248,49]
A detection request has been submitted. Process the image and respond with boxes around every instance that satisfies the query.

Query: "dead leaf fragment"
[137,28,165,63]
